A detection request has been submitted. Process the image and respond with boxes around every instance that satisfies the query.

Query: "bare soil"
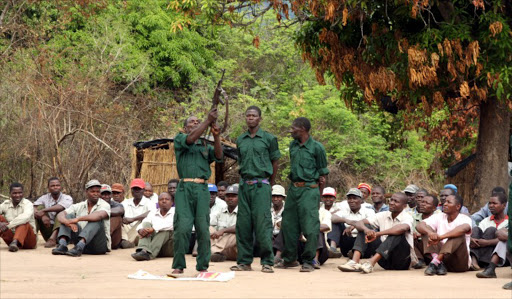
[1,237,511,298]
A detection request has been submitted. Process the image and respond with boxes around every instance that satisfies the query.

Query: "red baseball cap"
[130,178,145,189]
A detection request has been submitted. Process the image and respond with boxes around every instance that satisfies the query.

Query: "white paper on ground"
[127,269,235,282]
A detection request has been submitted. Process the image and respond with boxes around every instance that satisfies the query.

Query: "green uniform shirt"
[289,136,329,182]
[236,128,281,180]
[174,132,223,179]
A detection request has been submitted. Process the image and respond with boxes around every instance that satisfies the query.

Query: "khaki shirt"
[211,206,238,231]
[65,199,111,251]
[0,198,36,231]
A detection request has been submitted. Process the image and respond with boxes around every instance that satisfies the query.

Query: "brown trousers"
[210,227,237,260]
[0,215,37,249]
[110,216,122,249]
[423,235,469,272]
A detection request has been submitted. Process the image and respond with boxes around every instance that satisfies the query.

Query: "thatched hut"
[131,138,238,195]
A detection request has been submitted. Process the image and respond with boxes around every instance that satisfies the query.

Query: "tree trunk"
[471,97,510,212]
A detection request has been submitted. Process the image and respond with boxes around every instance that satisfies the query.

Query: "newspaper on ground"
[127,269,235,282]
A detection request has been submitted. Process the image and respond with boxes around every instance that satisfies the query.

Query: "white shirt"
[211,206,238,231]
[33,193,73,223]
[0,198,36,231]
[335,206,376,237]
[137,207,175,233]
[478,215,508,231]
[147,193,159,208]
[423,213,473,268]
[209,197,228,225]
[122,197,156,227]
[338,200,374,214]
[319,207,332,232]
[367,210,414,251]
[271,204,285,235]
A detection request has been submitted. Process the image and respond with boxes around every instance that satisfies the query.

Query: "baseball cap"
[225,184,239,195]
[403,184,419,194]
[130,178,145,189]
[272,185,286,197]
[208,184,218,193]
[346,188,362,198]
[100,184,112,193]
[322,187,336,197]
[443,184,458,193]
[85,179,101,190]
[111,183,124,193]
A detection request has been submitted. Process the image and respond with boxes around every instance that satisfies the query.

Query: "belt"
[182,178,206,184]
[293,182,318,188]
[245,179,270,185]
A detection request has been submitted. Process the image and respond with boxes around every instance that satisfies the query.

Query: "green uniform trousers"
[35,205,60,241]
[137,223,174,259]
[172,182,210,271]
[236,182,274,265]
[281,185,320,265]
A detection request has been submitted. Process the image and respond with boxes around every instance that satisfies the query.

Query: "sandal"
[167,269,184,278]
[261,265,274,273]
[230,264,253,271]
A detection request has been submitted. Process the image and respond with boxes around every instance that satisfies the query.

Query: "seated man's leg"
[79,221,108,255]
[272,230,285,263]
[136,223,173,259]
[439,235,469,272]
[121,221,141,247]
[476,241,508,278]
[316,233,329,266]
[12,223,37,250]
[52,213,81,255]
[211,233,237,261]
[338,230,380,272]
[375,234,411,270]
[35,205,53,242]
[327,223,343,257]
[339,234,356,258]
[110,216,122,249]
[0,215,14,245]
[470,227,497,265]
[158,231,174,258]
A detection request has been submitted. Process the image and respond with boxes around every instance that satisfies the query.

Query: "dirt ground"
[1,237,511,299]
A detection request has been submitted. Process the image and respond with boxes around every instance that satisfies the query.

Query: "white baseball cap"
[322,187,336,197]
[271,185,286,197]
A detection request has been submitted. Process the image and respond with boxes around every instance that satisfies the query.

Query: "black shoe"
[424,263,437,276]
[65,247,83,257]
[52,244,68,255]
[413,259,426,269]
[476,264,497,278]
[299,263,315,272]
[328,247,342,258]
[436,262,447,275]
[131,250,151,261]
[8,241,19,252]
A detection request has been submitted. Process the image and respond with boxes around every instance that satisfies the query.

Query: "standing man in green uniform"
[277,117,329,272]
[170,109,223,277]
[231,106,280,273]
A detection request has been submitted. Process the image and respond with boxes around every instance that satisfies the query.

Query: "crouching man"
[131,192,175,261]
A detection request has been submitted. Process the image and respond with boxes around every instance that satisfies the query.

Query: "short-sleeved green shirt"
[289,136,329,182]
[236,128,281,180]
[174,132,223,179]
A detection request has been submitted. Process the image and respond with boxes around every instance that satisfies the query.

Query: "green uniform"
[282,136,329,265]
[236,128,281,266]
[172,132,222,271]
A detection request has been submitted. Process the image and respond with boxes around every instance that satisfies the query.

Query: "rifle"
[211,69,229,133]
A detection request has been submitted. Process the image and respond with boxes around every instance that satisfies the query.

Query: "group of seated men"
[0,178,510,288]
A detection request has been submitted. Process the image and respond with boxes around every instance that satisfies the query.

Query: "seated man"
[404,184,419,214]
[338,192,413,274]
[216,181,229,202]
[121,178,155,248]
[131,192,175,261]
[329,188,375,258]
[52,180,111,256]
[210,185,239,262]
[274,200,332,271]
[412,195,440,268]
[33,177,73,247]
[471,186,508,225]
[417,194,472,275]
[101,184,125,249]
[471,193,509,277]
[271,185,286,262]
[0,183,37,252]
[371,186,389,213]
[111,183,126,203]
[167,179,179,204]
[144,182,159,208]
[209,184,227,222]
[357,183,372,203]
[437,186,470,214]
